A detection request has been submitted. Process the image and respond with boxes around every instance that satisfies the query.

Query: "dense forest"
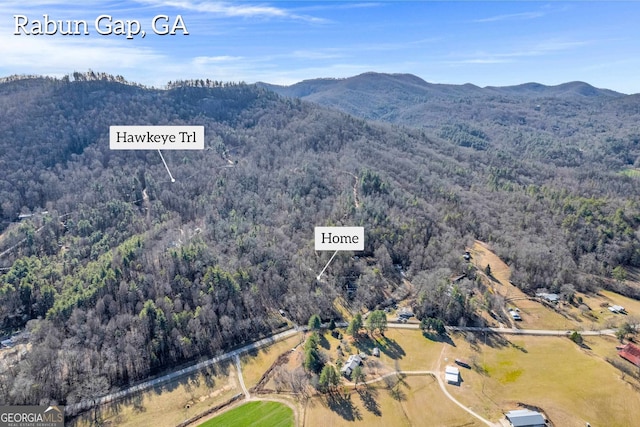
[264,72,640,291]
[0,72,639,408]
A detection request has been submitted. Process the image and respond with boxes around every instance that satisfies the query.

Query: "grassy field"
[443,333,640,427]
[199,401,293,427]
[70,363,240,427]
[553,290,640,330]
[599,290,640,321]
[240,332,303,389]
[299,329,640,427]
[506,298,571,330]
[371,328,445,372]
[304,375,481,427]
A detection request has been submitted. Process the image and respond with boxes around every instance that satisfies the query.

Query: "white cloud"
[281,37,441,60]
[446,58,512,65]
[294,2,382,13]
[136,0,327,23]
[0,34,169,83]
[447,39,593,65]
[291,50,344,60]
[473,11,545,23]
[531,40,591,54]
[192,55,244,64]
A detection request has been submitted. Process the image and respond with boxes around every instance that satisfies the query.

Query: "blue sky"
[2,1,640,93]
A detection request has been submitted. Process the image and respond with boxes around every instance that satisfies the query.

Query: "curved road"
[347,370,494,426]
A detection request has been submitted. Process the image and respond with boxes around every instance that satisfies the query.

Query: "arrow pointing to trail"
[157,149,175,182]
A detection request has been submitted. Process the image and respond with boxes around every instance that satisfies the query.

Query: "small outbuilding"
[445,366,460,384]
[455,358,471,369]
[505,409,545,427]
[398,308,414,319]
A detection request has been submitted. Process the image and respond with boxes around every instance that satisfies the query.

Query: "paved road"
[388,322,617,337]
[65,327,300,415]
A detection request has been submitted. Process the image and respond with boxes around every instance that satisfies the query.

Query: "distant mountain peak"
[485,80,621,97]
[263,72,622,99]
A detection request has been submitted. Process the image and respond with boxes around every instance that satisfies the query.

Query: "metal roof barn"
[619,343,640,367]
[445,366,460,384]
[505,409,545,427]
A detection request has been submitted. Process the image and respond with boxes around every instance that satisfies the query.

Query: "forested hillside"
[263,72,640,291]
[261,72,640,168]
[0,73,639,407]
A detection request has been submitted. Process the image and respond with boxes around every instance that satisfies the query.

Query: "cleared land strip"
[65,327,299,415]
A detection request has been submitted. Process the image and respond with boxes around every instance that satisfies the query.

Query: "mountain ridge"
[258,71,626,99]
[257,71,640,170]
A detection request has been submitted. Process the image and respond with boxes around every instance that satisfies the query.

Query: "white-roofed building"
[609,305,625,313]
[445,366,460,384]
[340,354,362,378]
[505,409,545,427]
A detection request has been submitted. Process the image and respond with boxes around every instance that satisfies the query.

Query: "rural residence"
[341,354,362,378]
[536,292,559,303]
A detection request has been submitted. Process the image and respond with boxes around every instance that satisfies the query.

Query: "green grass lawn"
[199,401,293,427]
